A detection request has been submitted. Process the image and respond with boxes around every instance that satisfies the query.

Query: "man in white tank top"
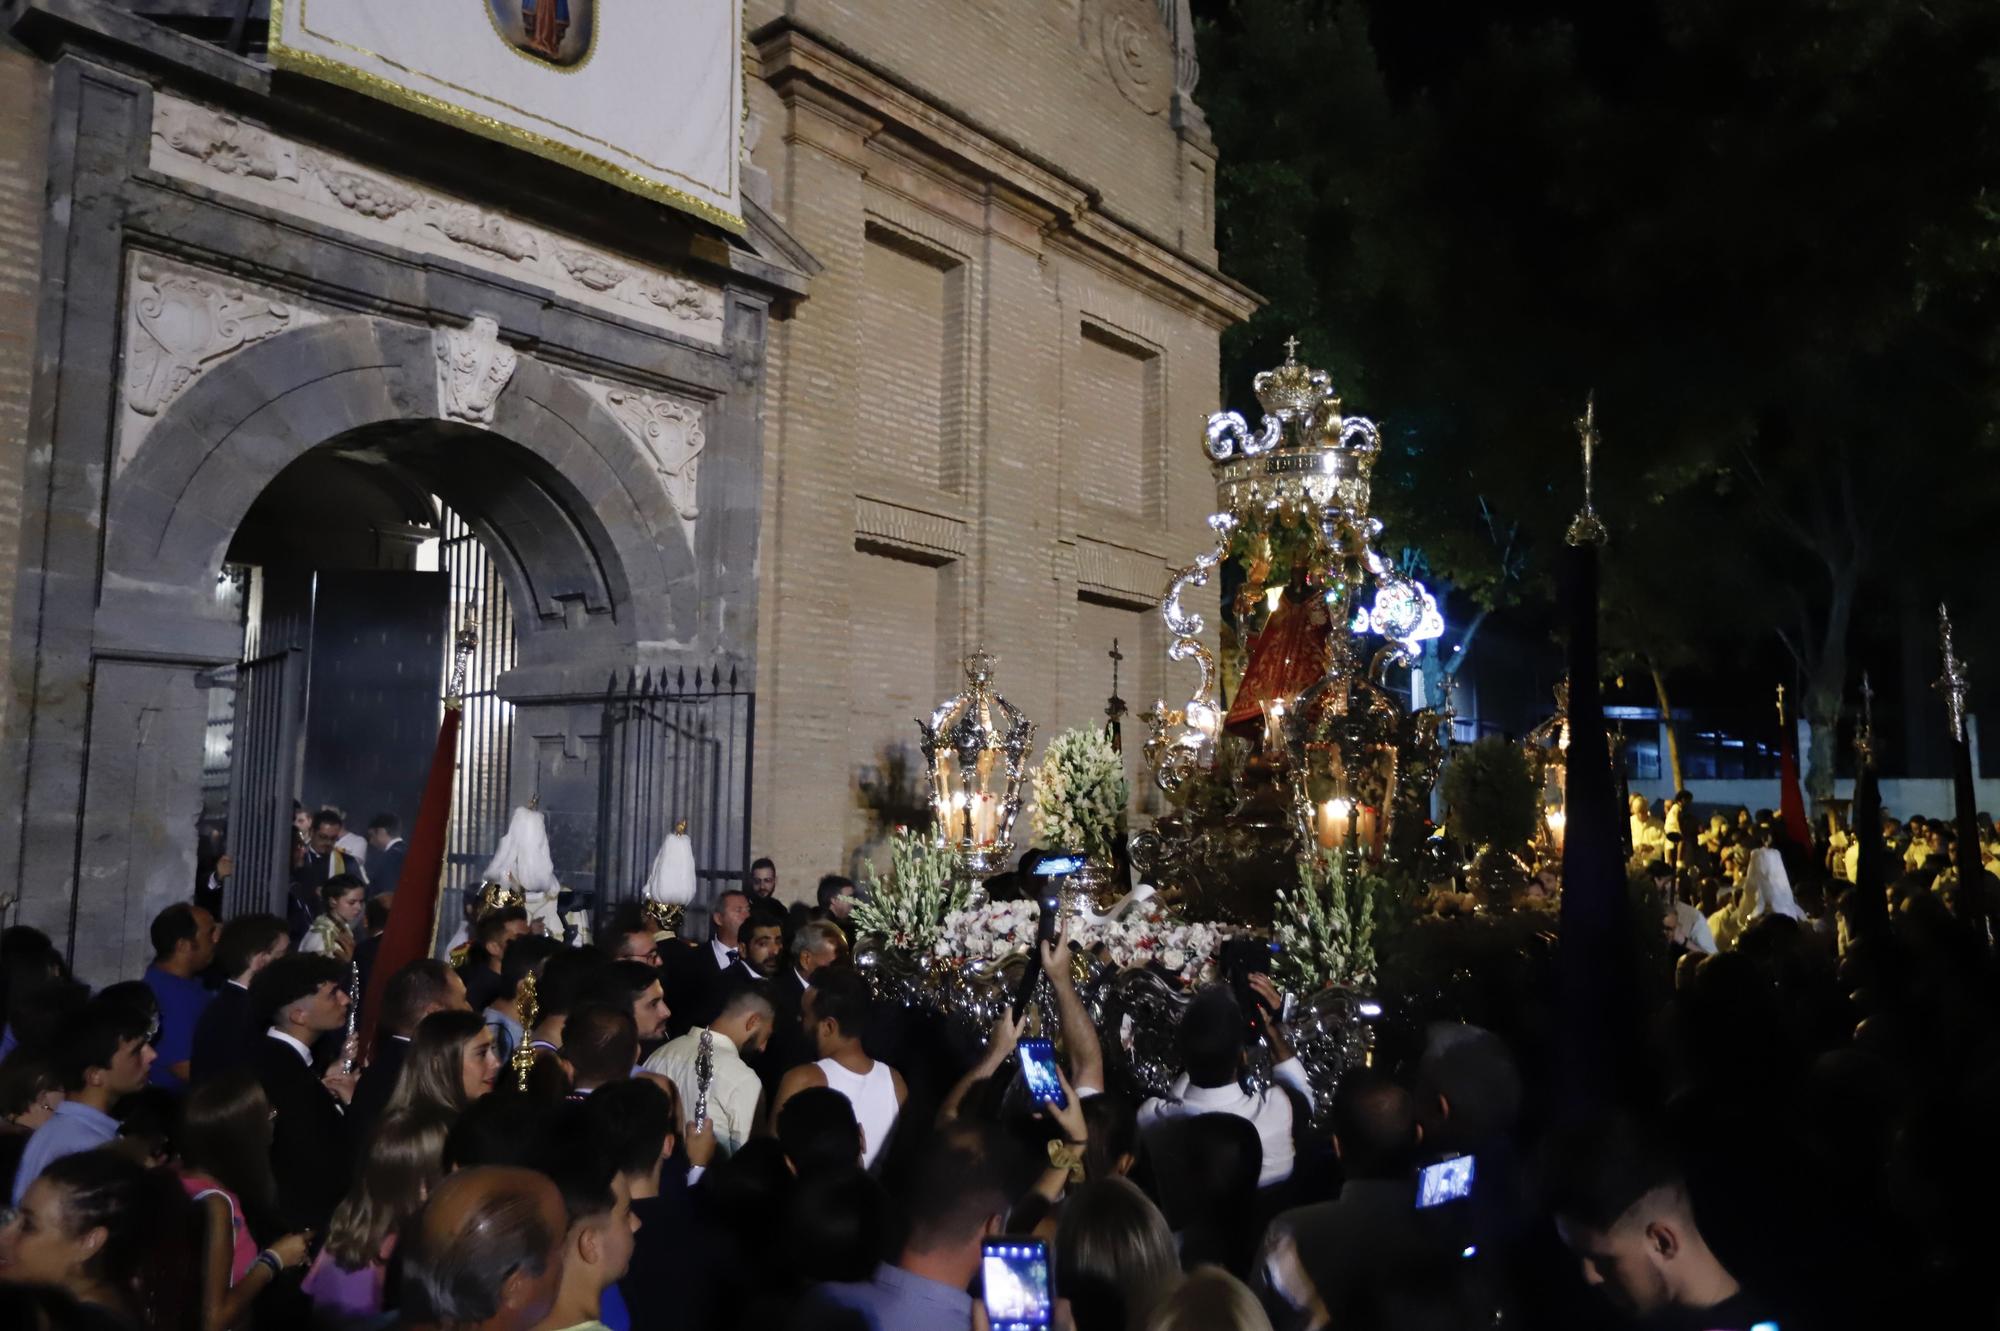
[769,967,906,1170]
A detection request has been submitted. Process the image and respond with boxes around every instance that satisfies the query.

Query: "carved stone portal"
[435,316,519,426]
[603,387,705,529]
[125,261,296,417]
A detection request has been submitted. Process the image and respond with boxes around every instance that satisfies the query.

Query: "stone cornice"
[754,20,1259,328]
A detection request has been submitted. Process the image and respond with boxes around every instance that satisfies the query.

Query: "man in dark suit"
[190,913,290,1086]
[746,856,787,933]
[249,954,358,1231]
[755,919,848,1099]
[364,814,407,897]
[290,809,367,937]
[350,959,469,1145]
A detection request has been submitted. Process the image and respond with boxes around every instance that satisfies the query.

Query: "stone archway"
[33,313,724,980]
[105,314,705,660]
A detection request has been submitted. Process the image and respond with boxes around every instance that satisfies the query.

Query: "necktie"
[726,949,740,966]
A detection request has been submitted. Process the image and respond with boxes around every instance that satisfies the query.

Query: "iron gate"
[437,506,518,941]
[219,648,305,918]
[596,665,755,917]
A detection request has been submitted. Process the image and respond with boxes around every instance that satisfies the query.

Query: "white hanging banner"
[270,0,743,233]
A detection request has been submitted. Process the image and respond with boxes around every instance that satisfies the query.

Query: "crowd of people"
[2,786,1997,1331]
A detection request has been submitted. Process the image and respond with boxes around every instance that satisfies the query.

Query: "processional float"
[858,343,1456,1113]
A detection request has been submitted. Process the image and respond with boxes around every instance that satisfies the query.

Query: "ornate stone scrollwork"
[434,315,519,426]
[125,261,295,417]
[556,245,632,292]
[603,388,705,524]
[156,102,297,182]
[422,203,541,263]
[303,152,419,219]
[639,275,715,321]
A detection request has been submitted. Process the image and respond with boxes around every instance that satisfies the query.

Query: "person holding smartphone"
[1136,980,1311,1188]
[795,1136,1013,1331]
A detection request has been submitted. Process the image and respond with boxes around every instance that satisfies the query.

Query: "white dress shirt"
[645,1027,763,1158]
[266,1026,314,1065]
[1138,1057,1309,1188]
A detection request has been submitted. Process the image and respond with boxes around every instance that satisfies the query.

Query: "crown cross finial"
[1282,335,1300,364]
[1564,392,1609,547]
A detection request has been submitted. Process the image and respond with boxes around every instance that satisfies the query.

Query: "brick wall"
[856,228,955,486]
[749,13,1253,892]
[0,42,50,743]
[748,0,1201,250]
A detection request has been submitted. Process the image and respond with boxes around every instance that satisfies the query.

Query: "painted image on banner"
[487,0,595,68]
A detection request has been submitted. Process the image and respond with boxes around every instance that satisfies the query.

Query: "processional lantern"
[919,650,1035,878]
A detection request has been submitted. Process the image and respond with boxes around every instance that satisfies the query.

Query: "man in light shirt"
[643,982,773,1158]
[1138,981,1311,1188]
[12,1003,157,1204]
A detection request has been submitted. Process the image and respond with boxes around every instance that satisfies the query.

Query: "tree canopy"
[1196,0,2000,792]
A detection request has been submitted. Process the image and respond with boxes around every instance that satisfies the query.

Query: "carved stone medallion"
[125,261,295,417]
[1095,0,1172,115]
[435,316,519,426]
[603,387,706,528]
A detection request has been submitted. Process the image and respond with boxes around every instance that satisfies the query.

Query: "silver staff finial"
[1565,392,1608,547]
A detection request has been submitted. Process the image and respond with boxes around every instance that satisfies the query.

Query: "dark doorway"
[212,445,518,917]
[302,571,450,851]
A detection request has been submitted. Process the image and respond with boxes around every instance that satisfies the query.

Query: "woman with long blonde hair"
[301,1112,447,1326]
[380,1009,500,1126]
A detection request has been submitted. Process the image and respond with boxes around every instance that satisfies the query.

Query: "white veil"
[643,827,697,907]
[1742,847,1805,921]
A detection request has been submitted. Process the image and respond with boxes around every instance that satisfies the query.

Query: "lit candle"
[1357,804,1380,857]
[1318,798,1352,849]
[971,793,998,846]
[1546,809,1567,853]
[1261,699,1288,758]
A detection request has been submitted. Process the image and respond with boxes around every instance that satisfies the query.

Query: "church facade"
[0,2,1249,977]
[0,2,808,980]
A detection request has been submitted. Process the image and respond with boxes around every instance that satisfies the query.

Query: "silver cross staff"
[692,1028,714,1126]
[1937,603,1971,743]
[341,959,362,1074]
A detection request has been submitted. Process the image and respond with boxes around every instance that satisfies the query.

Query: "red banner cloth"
[356,702,461,1056]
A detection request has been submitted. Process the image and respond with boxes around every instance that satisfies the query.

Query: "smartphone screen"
[1033,853,1084,876]
[982,1238,1053,1330]
[1018,1038,1068,1110]
[1416,1154,1476,1209]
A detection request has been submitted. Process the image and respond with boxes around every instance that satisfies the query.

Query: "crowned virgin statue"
[1225,570,1332,735]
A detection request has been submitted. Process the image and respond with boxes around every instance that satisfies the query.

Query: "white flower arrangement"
[1029,727,1129,861]
[1272,847,1380,994]
[935,898,1226,987]
[851,826,968,952]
